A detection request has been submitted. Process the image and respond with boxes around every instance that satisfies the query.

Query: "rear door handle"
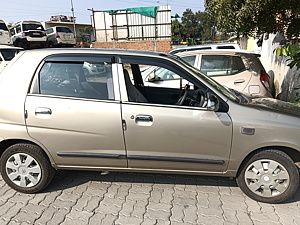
[35,107,52,115]
[135,115,153,122]
[234,79,245,84]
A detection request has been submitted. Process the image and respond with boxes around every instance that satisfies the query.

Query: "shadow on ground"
[44,170,300,204]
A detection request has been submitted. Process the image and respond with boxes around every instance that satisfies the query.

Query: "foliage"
[205,0,300,38]
[171,9,218,42]
[171,19,183,41]
[275,41,300,69]
[79,26,92,36]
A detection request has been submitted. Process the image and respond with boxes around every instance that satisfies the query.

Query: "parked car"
[143,50,273,98]
[0,45,23,73]
[0,20,11,45]
[46,26,76,47]
[0,48,299,203]
[10,21,47,49]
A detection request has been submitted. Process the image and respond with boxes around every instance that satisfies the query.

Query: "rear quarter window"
[200,55,245,76]
[56,27,73,33]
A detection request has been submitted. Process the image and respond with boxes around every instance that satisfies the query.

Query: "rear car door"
[25,54,127,168]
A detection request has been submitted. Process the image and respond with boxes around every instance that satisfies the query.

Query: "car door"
[25,54,127,168]
[118,56,233,173]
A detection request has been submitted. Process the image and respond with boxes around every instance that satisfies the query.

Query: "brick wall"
[92,40,171,53]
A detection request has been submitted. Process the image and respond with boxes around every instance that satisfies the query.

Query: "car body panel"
[25,95,127,168]
[121,102,232,172]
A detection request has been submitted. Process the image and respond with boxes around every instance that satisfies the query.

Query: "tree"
[171,19,183,42]
[205,0,300,38]
[179,9,217,42]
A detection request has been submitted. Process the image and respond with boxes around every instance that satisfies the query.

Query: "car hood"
[246,98,300,117]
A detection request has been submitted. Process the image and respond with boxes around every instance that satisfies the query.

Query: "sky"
[1,0,205,24]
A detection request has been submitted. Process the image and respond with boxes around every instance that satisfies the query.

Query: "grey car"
[0,48,299,203]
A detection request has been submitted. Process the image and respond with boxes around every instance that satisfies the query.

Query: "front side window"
[39,61,114,100]
[181,55,196,66]
[122,58,207,107]
[200,55,245,76]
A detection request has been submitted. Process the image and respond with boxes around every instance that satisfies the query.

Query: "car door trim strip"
[57,152,126,159]
[57,152,224,165]
[127,155,224,164]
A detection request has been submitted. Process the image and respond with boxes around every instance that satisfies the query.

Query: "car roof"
[0,45,23,50]
[176,49,261,57]
[18,48,179,62]
[169,43,241,54]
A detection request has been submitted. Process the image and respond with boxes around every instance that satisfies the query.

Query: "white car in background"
[46,26,76,47]
[0,45,23,73]
[0,20,11,45]
[143,48,273,98]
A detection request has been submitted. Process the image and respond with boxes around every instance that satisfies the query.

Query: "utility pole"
[70,0,77,41]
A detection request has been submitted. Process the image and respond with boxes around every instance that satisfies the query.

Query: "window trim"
[29,54,120,101]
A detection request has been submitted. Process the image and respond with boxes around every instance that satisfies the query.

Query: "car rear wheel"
[237,150,299,203]
[0,143,55,193]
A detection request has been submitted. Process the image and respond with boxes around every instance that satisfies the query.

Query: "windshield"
[0,23,8,31]
[0,49,23,61]
[176,56,241,103]
[22,24,44,31]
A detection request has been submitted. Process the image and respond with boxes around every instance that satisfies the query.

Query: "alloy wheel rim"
[244,159,290,197]
[5,153,41,188]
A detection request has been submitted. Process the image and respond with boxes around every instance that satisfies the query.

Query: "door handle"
[35,107,52,115]
[135,115,153,122]
[234,79,245,84]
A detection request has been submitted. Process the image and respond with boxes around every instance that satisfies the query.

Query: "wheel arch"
[0,139,55,166]
[236,146,300,178]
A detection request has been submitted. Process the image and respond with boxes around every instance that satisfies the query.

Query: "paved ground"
[0,170,299,225]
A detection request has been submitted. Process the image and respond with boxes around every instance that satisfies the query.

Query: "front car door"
[25,54,127,169]
[118,55,233,173]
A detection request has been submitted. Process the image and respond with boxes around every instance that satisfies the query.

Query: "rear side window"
[56,27,73,33]
[46,28,54,34]
[0,23,8,31]
[200,55,245,76]
[38,61,114,100]
[16,25,21,33]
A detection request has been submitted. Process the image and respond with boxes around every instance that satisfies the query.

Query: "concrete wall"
[252,33,300,101]
[92,40,172,53]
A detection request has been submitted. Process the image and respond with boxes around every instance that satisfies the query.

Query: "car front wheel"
[0,143,55,193]
[237,149,299,203]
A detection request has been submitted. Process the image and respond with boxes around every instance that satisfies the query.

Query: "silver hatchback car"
[0,49,299,203]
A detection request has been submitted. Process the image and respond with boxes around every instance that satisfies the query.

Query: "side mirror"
[207,93,219,111]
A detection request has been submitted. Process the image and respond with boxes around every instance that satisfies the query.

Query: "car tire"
[236,149,299,203]
[0,143,55,193]
[48,41,54,48]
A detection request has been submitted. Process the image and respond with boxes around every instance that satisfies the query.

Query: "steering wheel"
[176,84,190,105]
